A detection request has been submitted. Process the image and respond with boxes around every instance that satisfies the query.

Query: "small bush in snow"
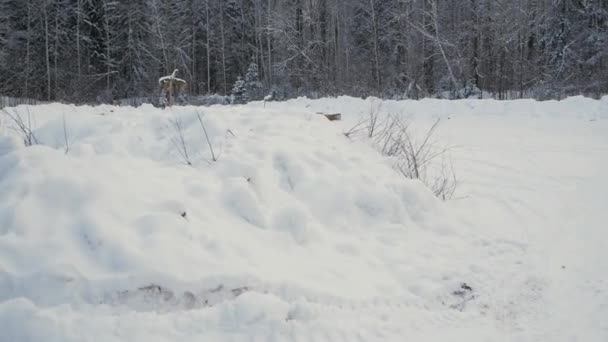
[346,108,458,200]
[1,107,39,147]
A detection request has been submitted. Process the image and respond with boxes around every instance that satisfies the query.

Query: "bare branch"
[1,107,39,147]
[355,106,457,200]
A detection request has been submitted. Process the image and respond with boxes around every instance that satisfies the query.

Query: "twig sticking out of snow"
[170,114,192,166]
[62,113,70,154]
[196,112,218,162]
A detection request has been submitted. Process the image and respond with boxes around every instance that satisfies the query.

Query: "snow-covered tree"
[231,76,246,104]
[0,0,607,102]
[244,61,263,101]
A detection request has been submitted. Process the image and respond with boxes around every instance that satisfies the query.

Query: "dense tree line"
[0,0,606,103]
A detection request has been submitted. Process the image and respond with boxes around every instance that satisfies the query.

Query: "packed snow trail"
[0,97,606,341]
[266,96,608,341]
[441,114,608,341]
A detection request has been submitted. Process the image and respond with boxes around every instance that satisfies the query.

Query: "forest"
[0,0,607,103]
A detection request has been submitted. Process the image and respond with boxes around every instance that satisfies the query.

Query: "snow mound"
[0,103,464,340]
[1,98,606,341]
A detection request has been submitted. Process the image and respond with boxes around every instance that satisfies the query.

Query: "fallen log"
[316,112,342,121]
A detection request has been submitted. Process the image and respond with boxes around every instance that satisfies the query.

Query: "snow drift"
[0,97,606,341]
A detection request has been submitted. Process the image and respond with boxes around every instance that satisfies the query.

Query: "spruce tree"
[231,76,246,104]
[244,62,263,101]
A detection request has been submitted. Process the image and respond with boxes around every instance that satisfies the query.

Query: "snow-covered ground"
[0,96,606,341]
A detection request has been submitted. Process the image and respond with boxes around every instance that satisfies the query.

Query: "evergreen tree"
[244,61,263,101]
[0,0,607,103]
[231,76,246,104]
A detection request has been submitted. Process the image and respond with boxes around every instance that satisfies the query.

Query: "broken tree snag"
[316,112,342,121]
[159,69,187,107]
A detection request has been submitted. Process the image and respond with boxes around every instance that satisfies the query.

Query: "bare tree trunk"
[43,0,51,101]
[191,1,196,95]
[54,7,59,98]
[421,0,432,95]
[169,79,174,107]
[219,0,227,94]
[25,0,31,98]
[519,33,524,99]
[76,0,81,77]
[206,0,211,94]
[369,0,381,94]
[151,0,169,73]
[332,6,339,88]
[103,0,111,91]
[429,0,458,96]
[266,0,272,86]
[254,2,265,87]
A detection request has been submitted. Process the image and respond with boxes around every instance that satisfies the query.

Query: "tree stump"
[159,69,187,107]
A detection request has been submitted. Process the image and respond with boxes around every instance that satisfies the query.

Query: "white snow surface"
[0,96,607,341]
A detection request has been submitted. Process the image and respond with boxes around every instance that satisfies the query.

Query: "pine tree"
[115,0,154,98]
[244,61,263,101]
[231,76,246,104]
[0,0,607,102]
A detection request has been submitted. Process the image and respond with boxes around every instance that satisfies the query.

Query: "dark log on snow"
[317,112,342,121]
